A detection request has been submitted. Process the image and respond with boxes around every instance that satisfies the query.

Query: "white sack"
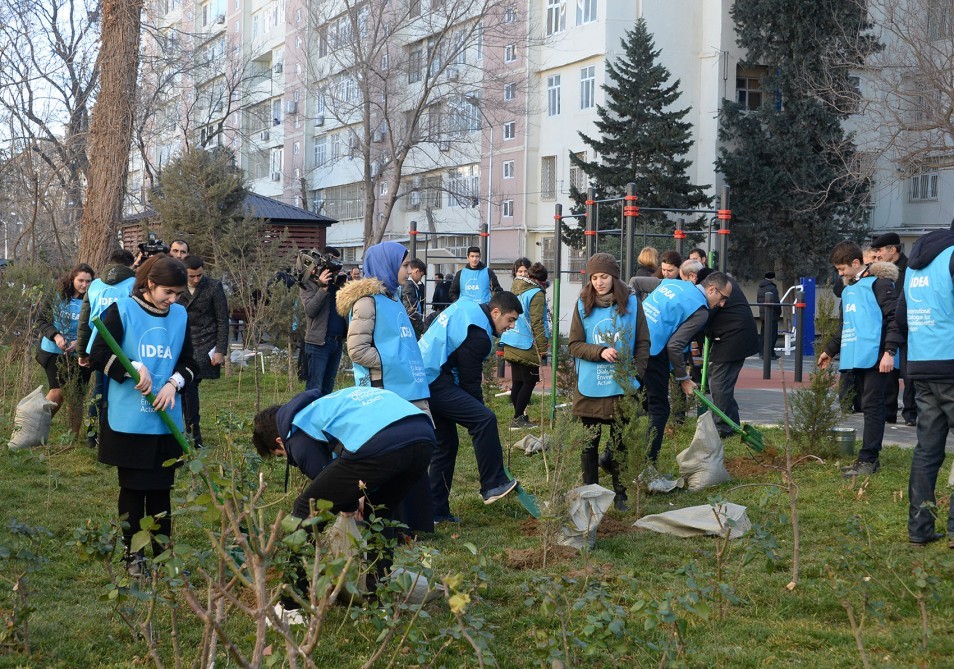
[558,484,616,551]
[634,502,751,539]
[8,386,56,450]
[676,411,731,491]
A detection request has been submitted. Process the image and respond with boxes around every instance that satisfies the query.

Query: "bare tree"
[302,0,536,247]
[79,0,144,269]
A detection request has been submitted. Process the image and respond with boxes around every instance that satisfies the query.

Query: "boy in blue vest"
[419,291,522,522]
[818,240,898,478]
[642,271,731,478]
[885,225,954,547]
[449,246,502,304]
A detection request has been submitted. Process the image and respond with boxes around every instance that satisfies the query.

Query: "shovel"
[693,388,765,452]
[503,465,540,519]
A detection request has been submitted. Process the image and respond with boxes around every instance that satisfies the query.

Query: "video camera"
[293,248,343,285]
[138,232,170,258]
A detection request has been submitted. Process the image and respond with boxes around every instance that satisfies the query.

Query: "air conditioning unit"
[259,130,270,141]
[438,140,451,152]
[448,67,459,81]
[285,101,298,114]
[273,62,283,74]
[270,171,281,182]
[215,13,225,25]
[315,115,325,127]
[372,130,384,143]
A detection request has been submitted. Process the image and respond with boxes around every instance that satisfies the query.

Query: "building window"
[737,76,762,110]
[293,141,300,156]
[547,75,561,116]
[295,8,301,22]
[576,0,597,25]
[541,156,556,200]
[408,46,423,83]
[504,82,516,101]
[503,121,516,140]
[503,160,515,179]
[410,0,420,18]
[504,44,516,63]
[447,165,480,207]
[910,171,939,201]
[502,199,514,217]
[580,66,595,109]
[569,151,587,193]
[504,4,517,23]
[546,0,566,36]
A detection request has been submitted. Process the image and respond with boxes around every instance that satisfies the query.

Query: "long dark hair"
[512,257,531,277]
[133,254,187,296]
[579,275,630,317]
[56,263,95,300]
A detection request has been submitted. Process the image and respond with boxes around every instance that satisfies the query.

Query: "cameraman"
[300,246,345,395]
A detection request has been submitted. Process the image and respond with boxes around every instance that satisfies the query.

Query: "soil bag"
[634,502,751,539]
[8,386,56,450]
[676,411,731,491]
[558,484,615,550]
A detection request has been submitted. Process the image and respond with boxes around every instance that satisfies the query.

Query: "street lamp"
[465,94,493,262]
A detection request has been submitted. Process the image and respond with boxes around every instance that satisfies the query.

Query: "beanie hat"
[586,253,620,279]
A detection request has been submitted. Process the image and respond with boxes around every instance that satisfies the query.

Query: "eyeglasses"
[715,288,731,302]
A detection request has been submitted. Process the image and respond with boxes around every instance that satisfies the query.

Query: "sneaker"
[909,532,945,548]
[509,415,535,430]
[433,514,461,524]
[482,479,518,505]
[613,493,628,512]
[841,460,880,478]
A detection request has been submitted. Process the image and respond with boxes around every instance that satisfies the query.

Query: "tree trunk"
[78,0,144,269]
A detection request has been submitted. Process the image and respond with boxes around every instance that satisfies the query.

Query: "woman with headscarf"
[336,241,434,533]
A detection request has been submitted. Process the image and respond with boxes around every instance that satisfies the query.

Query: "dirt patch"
[565,561,616,580]
[597,517,634,537]
[725,447,783,478]
[505,545,579,570]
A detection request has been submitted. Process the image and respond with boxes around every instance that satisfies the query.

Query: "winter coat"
[503,276,550,367]
[568,294,651,420]
[336,278,388,382]
[178,275,229,380]
[706,277,760,363]
[432,279,451,312]
[756,278,781,322]
[299,279,332,346]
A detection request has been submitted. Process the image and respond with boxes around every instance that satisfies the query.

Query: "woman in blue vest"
[89,255,197,575]
[502,260,550,429]
[36,263,95,419]
[569,253,650,511]
[336,240,434,534]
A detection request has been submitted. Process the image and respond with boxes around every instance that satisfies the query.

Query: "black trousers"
[580,416,624,495]
[852,366,888,464]
[884,349,917,423]
[510,362,539,418]
[183,377,201,433]
[118,486,172,557]
[644,353,672,463]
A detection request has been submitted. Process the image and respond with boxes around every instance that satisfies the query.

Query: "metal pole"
[762,290,777,380]
[623,182,638,280]
[480,223,489,261]
[718,186,730,273]
[485,125,493,263]
[585,186,596,259]
[409,219,418,260]
[550,204,563,424]
[675,217,685,257]
[794,286,805,383]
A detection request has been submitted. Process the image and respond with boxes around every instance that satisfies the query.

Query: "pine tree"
[565,18,709,252]
[150,147,247,261]
[717,0,879,282]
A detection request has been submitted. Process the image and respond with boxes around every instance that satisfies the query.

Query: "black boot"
[581,448,599,485]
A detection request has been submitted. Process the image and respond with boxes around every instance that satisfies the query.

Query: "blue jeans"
[304,338,343,395]
[427,376,509,517]
[908,380,954,541]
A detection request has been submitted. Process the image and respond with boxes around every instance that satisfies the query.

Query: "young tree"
[716,0,879,282]
[564,18,710,250]
[150,146,247,260]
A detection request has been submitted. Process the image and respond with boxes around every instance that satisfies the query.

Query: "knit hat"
[586,253,620,279]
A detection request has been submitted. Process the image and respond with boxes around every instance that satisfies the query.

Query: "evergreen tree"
[717,0,880,282]
[565,18,709,253]
[150,146,248,261]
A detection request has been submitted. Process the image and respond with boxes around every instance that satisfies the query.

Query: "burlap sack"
[8,386,56,450]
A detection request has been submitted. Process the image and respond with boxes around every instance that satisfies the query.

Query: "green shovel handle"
[692,388,743,434]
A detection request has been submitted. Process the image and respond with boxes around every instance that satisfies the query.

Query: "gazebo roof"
[123,192,338,226]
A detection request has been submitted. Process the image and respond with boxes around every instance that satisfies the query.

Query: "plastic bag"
[326,514,370,601]
[8,386,56,450]
[558,484,615,551]
[634,502,751,539]
[676,411,731,491]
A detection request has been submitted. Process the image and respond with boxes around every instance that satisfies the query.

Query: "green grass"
[1,367,953,668]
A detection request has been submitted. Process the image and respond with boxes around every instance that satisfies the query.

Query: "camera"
[293,248,343,285]
[138,232,170,258]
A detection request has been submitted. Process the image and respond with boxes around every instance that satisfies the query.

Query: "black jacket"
[432,304,495,402]
[886,230,954,380]
[706,277,760,362]
[756,278,781,321]
[178,275,229,380]
[432,280,451,311]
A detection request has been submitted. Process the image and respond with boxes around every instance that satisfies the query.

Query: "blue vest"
[351,294,430,401]
[500,287,550,350]
[40,297,83,355]
[906,246,954,362]
[291,387,423,455]
[418,299,493,384]
[85,277,136,353]
[840,276,883,370]
[107,299,188,434]
[642,280,708,356]
[458,266,492,303]
[575,296,641,397]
